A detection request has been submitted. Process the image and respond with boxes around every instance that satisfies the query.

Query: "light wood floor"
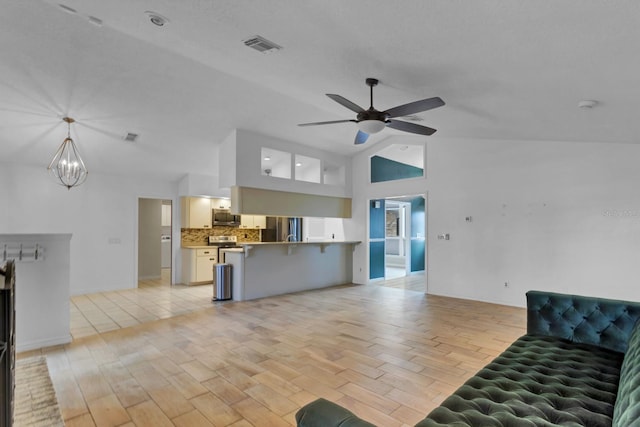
[377,272,425,292]
[22,280,526,427]
[71,270,425,340]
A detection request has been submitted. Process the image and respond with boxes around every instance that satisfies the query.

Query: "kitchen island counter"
[221,241,360,301]
[185,241,360,248]
[238,240,360,245]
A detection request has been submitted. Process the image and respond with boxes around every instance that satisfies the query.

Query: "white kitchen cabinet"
[239,215,252,229]
[181,248,217,285]
[161,204,172,227]
[180,197,212,229]
[253,215,266,229]
[240,215,266,229]
[210,197,231,209]
[195,250,216,282]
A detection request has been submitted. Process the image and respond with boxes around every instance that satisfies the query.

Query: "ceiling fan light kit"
[299,77,444,145]
[47,117,88,190]
[357,119,386,134]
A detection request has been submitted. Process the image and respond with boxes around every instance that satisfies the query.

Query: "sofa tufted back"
[526,290,640,354]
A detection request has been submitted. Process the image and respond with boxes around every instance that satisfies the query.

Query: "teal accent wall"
[369,199,385,239]
[371,155,424,183]
[370,241,385,279]
[410,197,425,272]
[410,240,425,272]
[370,199,385,279]
[410,197,425,238]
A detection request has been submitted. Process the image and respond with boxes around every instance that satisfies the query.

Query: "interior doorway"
[137,198,172,287]
[369,194,426,291]
[385,200,410,279]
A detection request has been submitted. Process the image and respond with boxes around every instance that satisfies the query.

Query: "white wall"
[178,173,230,198]
[218,130,238,190]
[350,136,640,306]
[1,234,72,352]
[8,133,639,308]
[224,129,352,198]
[0,163,179,295]
[349,135,429,285]
[303,217,346,242]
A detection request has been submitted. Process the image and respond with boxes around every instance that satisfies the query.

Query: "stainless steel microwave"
[212,208,240,226]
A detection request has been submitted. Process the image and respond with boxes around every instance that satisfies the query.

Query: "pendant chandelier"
[47,117,88,190]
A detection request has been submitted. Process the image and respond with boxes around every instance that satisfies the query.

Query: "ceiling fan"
[298,78,444,145]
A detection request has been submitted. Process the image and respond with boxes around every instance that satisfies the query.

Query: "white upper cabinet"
[253,215,266,229]
[161,204,172,227]
[211,198,231,209]
[181,197,212,229]
[240,215,266,229]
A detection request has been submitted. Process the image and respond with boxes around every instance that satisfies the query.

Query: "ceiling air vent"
[123,132,139,142]
[243,35,282,54]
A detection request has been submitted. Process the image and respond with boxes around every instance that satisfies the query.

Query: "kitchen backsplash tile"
[181,227,260,245]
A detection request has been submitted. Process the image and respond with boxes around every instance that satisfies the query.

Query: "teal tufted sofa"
[295,291,640,427]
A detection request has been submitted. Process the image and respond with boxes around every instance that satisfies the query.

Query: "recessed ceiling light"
[145,11,169,27]
[295,162,302,167]
[264,156,271,161]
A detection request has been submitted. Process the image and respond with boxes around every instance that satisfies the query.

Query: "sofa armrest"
[613,319,640,427]
[295,398,377,427]
[526,290,640,353]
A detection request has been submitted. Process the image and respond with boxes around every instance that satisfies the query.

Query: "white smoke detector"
[578,100,598,109]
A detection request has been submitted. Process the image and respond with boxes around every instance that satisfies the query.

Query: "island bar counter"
[221,241,360,301]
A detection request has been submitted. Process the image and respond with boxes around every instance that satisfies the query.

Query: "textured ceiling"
[2,1,640,180]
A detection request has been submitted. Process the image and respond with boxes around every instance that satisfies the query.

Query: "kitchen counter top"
[182,241,360,249]
[238,240,360,246]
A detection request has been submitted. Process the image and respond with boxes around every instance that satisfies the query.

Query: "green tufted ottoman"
[296,291,640,427]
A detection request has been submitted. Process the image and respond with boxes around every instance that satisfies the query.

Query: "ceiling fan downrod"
[365,78,378,109]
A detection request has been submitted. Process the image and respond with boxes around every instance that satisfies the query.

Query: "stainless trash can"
[213,263,232,301]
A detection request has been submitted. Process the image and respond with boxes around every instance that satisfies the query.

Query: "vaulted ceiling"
[2,1,640,180]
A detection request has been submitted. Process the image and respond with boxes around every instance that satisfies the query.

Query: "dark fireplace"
[0,260,15,427]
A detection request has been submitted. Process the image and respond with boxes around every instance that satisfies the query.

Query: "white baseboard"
[17,334,72,353]
[138,275,161,280]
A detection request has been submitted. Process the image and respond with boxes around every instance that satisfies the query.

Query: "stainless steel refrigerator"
[262,217,303,242]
